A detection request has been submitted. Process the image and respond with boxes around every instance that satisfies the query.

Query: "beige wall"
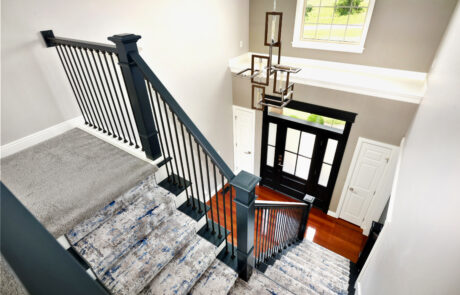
[359,2,460,293]
[250,0,457,72]
[232,76,418,212]
[1,0,249,170]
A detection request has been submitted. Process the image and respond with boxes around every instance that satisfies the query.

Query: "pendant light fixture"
[237,0,301,110]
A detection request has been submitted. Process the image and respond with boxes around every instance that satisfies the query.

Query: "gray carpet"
[1,128,156,237]
[0,255,28,295]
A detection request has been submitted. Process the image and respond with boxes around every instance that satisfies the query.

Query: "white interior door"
[233,106,255,174]
[339,141,392,226]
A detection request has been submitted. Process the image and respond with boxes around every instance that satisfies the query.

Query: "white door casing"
[233,106,255,174]
[338,138,394,227]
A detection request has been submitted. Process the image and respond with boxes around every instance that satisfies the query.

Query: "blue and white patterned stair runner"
[60,173,351,295]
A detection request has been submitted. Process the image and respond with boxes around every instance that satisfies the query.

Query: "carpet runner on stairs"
[65,174,352,295]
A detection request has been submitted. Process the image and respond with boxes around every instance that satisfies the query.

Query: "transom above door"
[260,101,356,212]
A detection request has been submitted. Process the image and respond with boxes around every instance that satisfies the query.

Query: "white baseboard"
[327,210,338,218]
[0,116,83,159]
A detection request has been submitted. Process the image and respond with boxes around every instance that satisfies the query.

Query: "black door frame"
[260,101,356,212]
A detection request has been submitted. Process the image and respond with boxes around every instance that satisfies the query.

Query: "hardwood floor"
[208,185,367,263]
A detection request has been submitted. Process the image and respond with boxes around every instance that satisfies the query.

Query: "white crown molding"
[229,52,427,104]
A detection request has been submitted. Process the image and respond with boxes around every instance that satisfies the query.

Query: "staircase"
[1,31,354,294]
[65,174,352,295]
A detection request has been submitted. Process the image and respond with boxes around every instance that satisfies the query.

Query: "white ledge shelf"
[229,52,427,104]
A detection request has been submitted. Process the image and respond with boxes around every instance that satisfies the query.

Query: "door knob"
[244,151,251,154]
[349,187,354,192]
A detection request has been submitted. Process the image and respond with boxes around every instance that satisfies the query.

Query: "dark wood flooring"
[207,185,367,263]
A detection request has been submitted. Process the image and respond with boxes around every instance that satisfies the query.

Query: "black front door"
[260,102,355,212]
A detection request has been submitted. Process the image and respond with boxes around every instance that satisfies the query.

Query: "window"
[268,107,346,133]
[282,128,316,180]
[292,0,375,53]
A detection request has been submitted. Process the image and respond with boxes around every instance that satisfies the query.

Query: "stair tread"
[190,259,238,295]
[101,210,195,295]
[246,270,295,295]
[280,254,349,290]
[72,190,175,277]
[272,256,349,295]
[285,249,350,278]
[140,235,217,295]
[263,265,319,295]
[290,243,351,273]
[66,174,163,245]
[298,240,349,264]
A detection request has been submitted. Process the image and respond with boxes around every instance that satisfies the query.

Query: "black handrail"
[255,200,309,207]
[130,51,235,180]
[45,35,117,53]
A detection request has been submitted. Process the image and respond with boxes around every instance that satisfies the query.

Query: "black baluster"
[288,208,295,245]
[229,185,235,257]
[205,155,215,233]
[188,133,199,210]
[276,208,283,253]
[55,46,89,124]
[172,114,187,189]
[154,91,173,180]
[80,47,108,133]
[270,208,277,256]
[221,173,228,251]
[91,49,117,137]
[103,53,126,141]
[98,51,121,138]
[89,49,115,136]
[196,143,206,214]
[271,208,279,256]
[180,123,193,206]
[112,55,140,148]
[275,208,284,253]
[146,83,170,181]
[163,102,180,184]
[268,208,276,257]
[63,45,95,127]
[255,207,261,265]
[282,208,289,249]
[213,164,222,238]
[110,53,134,145]
[72,46,101,129]
[262,209,269,261]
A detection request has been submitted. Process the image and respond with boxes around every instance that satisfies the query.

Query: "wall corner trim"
[0,117,83,159]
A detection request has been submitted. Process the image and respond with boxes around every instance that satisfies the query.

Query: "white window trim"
[292,0,376,53]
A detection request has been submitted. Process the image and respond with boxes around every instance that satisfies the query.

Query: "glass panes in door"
[266,123,277,167]
[282,128,316,180]
[318,139,338,186]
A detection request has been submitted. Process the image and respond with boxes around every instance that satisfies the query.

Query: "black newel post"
[297,193,315,241]
[108,34,162,160]
[231,171,260,281]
